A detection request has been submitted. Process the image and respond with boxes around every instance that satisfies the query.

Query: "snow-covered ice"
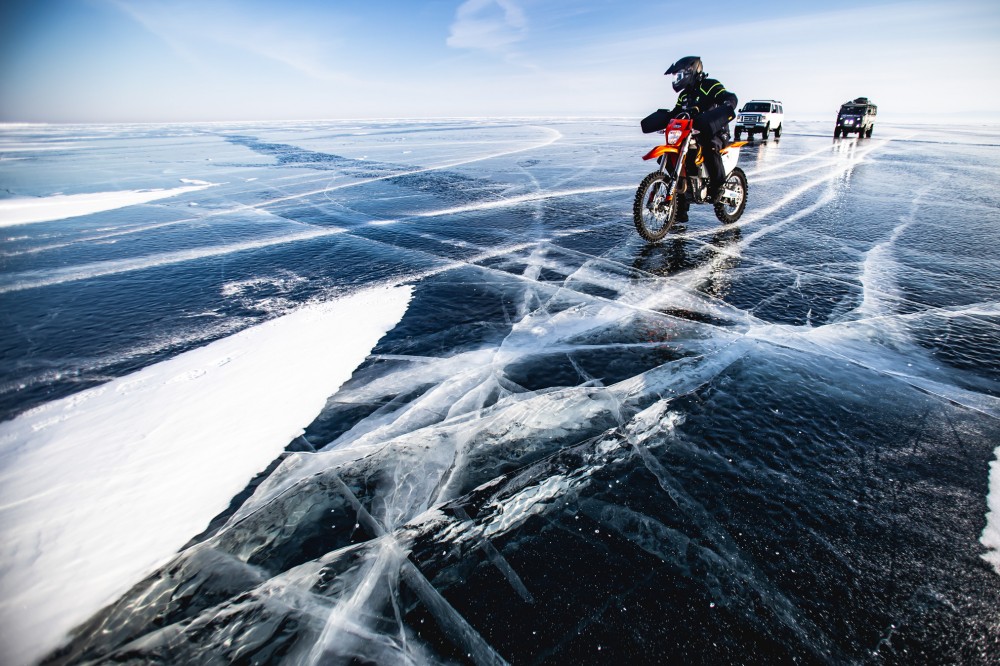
[0,285,412,666]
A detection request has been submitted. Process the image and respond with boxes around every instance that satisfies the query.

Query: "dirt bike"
[633,114,749,242]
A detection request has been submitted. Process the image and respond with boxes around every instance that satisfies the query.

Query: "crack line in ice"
[671,137,890,245]
[463,256,750,339]
[616,395,831,648]
[344,222,755,331]
[744,143,840,176]
[752,158,843,182]
[741,179,1000,421]
[739,189,837,247]
[835,301,1000,329]
[453,505,535,604]
[322,475,509,665]
[667,234,988,332]
[751,324,1000,420]
[0,219,200,257]
[545,242,751,322]
[0,227,346,294]
[305,536,402,665]
[242,126,563,210]
[411,185,631,218]
[294,217,756,338]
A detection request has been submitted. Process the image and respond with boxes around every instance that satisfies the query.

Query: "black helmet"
[665,56,703,93]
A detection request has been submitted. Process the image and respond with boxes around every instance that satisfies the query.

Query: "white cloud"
[447,0,527,51]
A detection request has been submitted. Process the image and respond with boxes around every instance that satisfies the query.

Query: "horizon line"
[3,113,1000,129]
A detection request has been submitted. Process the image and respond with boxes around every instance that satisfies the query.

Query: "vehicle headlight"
[666,129,682,145]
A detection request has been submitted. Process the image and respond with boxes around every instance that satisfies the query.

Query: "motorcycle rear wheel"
[633,171,678,242]
[714,167,748,224]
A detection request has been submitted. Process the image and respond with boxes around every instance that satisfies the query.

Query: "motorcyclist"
[641,56,738,221]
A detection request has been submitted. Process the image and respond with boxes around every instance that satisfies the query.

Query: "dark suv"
[835,97,877,138]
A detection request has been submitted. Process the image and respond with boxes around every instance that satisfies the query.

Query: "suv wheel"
[734,128,742,141]
[774,124,782,138]
[866,125,873,138]
[762,124,770,140]
[834,127,841,138]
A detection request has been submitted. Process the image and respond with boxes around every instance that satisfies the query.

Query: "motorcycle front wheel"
[714,167,748,224]
[633,171,678,242]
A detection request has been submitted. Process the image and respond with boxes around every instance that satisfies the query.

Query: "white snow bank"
[0,143,85,152]
[0,182,217,227]
[0,284,413,666]
[983,448,1000,575]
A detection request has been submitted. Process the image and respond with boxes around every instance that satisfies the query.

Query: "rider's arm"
[693,79,738,134]
[701,79,737,112]
[640,107,675,134]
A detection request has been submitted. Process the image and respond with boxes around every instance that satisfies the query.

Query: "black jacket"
[641,76,738,136]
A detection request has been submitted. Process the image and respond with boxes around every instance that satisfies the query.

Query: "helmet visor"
[672,70,687,92]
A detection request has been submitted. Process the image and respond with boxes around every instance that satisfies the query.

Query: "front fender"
[642,145,679,161]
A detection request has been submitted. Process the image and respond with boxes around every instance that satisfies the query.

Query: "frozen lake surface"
[1,119,999,664]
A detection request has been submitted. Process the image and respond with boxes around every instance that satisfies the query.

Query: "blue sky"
[1,0,998,123]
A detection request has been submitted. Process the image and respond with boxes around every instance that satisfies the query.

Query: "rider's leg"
[698,133,726,202]
[704,148,725,202]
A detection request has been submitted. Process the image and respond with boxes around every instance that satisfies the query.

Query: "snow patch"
[0,181,217,227]
[0,142,85,152]
[0,284,413,666]
[983,448,1000,575]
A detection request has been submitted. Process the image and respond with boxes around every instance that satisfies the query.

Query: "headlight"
[666,129,682,145]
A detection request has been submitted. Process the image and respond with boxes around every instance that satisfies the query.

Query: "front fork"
[658,136,689,206]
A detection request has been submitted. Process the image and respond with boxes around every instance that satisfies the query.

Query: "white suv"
[734,100,784,141]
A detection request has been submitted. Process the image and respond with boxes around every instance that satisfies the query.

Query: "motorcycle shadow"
[631,225,743,298]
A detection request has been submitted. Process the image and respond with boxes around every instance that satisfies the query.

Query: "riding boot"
[676,197,689,223]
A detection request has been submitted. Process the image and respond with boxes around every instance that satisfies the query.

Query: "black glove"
[641,109,674,134]
[693,105,735,135]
